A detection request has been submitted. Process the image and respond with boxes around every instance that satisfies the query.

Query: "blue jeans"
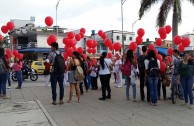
[1,72,8,95]
[125,76,136,99]
[7,72,11,86]
[148,76,159,103]
[171,75,184,97]
[16,71,23,88]
[50,73,64,101]
[180,77,193,105]
[87,74,91,88]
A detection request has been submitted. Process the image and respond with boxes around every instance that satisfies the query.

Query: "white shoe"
[116,86,122,88]
[133,99,137,102]
[7,86,11,89]
[189,105,193,109]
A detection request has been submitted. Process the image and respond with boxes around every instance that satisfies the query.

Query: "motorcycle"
[11,66,38,81]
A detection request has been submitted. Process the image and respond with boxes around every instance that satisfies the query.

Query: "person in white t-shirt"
[112,58,117,83]
[98,52,112,100]
[114,54,122,88]
[64,60,70,87]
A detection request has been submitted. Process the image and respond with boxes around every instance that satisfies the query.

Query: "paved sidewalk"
[1,76,194,126]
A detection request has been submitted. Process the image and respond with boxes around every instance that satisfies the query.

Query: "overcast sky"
[1,0,194,41]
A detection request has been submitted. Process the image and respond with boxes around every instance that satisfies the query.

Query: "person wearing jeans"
[179,53,194,109]
[13,58,23,89]
[125,76,136,101]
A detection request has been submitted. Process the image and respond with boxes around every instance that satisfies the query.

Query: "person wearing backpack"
[145,50,160,106]
[0,48,10,99]
[48,42,65,105]
[122,49,134,100]
[137,46,150,102]
[179,53,194,109]
[98,52,112,100]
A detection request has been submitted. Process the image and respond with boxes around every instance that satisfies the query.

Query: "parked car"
[31,61,45,74]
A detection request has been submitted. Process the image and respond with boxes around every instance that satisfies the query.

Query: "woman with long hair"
[13,57,23,89]
[145,50,160,106]
[67,51,82,103]
[114,54,122,88]
[125,49,136,101]
[98,52,112,100]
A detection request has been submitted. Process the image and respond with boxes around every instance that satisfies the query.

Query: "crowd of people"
[0,42,193,110]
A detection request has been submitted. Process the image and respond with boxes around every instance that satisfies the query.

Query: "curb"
[36,99,58,126]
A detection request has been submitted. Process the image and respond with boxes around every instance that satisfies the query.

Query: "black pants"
[99,74,111,98]
[80,82,84,94]
[91,77,98,90]
[140,74,150,102]
[83,74,88,91]
[157,79,166,99]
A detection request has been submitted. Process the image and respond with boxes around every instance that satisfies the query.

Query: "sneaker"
[52,101,57,105]
[3,96,10,99]
[116,86,122,88]
[189,105,193,109]
[99,97,106,101]
[15,87,21,89]
[59,101,64,105]
[133,99,137,102]
[154,103,158,106]
[126,97,130,100]
[7,86,11,89]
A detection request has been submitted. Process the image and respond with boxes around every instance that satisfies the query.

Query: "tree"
[139,0,194,49]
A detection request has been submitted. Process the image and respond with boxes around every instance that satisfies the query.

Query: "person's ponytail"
[100,52,107,69]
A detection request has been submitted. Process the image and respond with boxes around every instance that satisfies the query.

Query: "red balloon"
[136,36,143,45]
[107,52,113,59]
[45,16,53,27]
[182,38,190,47]
[165,25,172,34]
[178,43,185,52]
[80,28,86,34]
[109,44,114,51]
[47,34,57,46]
[86,39,93,48]
[154,49,158,54]
[98,30,103,36]
[149,44,155,50]
[160,33,167,40]
[91,48,96,54]
[156,54,163,62]
[113,42,122,51]
[67,32,75,39]
[104,38,112,47]
[67,39,76,47]
[158,27,166,36]
[137,28,145,37]
[0,35,2,42]
[1,26,8,34]
[75,34,81,41]
[64,45,70,51]
[129,42,137,51]
[167,56,172,63]
[173,35,182,45]
[101,32,107,40]
[63,52,69,61]
[72,46,77,51]
[5,49,11,55]
[77,47,84,54]
[92,40,97,48]
[63,38,69,45]
[87,48,92,54]
[12,50,18,56]
[82,54,87,60]
[67,48,74,57]
[6,22,14,31]
[7,54,12,59]
[17,53,23,60]
[160,62,166,72]
[167,48,173,55]
[92,58,97,64]
[155,38,163,46]
[79,32,84,38]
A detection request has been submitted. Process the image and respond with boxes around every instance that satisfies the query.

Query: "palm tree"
[139,0,194,49]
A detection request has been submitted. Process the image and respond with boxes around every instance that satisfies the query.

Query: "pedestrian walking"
[13,57,23,89]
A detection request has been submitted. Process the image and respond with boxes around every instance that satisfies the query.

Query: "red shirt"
[44,62,51,70]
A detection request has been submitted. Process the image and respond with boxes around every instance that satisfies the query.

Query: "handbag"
[74,66,85,81]
[163,76,171,87]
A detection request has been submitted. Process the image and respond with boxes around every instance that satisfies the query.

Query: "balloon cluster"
[5,49,23,60]
[86,39,97,54]
[173,35,190,52]
[0,21,14,42]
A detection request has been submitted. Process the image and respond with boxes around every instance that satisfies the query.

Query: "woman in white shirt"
[144,50,160,106]
[98,52,112,100]
[114,54,122,88]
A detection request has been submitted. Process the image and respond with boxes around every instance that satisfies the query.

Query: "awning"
[155,47,168,55]
[18,48,64,53]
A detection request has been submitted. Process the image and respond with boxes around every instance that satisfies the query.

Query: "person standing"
[87,57,92,89]
[64,59,70,87]
[145,50,160,106]
[179,53,194,109]
[130,64,139,102]
[90,63,98,90]
[13,58,23,89]
[114,54,122,88]
[113,58,117,83]
[98,52,112,100]
[48,42,65,105]
[81,55,89,92]
[138,46,150,102]
[67,51,82,103]
[0,48,10,99]
[44,59,51,86]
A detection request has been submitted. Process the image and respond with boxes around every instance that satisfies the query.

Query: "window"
[35,62,43,66]
[116,36,120,40]
[124,36,126,41]
[129,37,132,41]
[101,44,107,50]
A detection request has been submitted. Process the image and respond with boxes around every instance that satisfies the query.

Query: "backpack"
[147,59,159,77]
[121,61,131,76]
[74,66,85,81]
[137,55,146,73]
[0,58,7,74]
[81,61,88,75]
[54,53,66,75]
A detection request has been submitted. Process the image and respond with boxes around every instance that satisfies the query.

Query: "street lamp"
[121,0,126,59]
[56,0,61,39]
